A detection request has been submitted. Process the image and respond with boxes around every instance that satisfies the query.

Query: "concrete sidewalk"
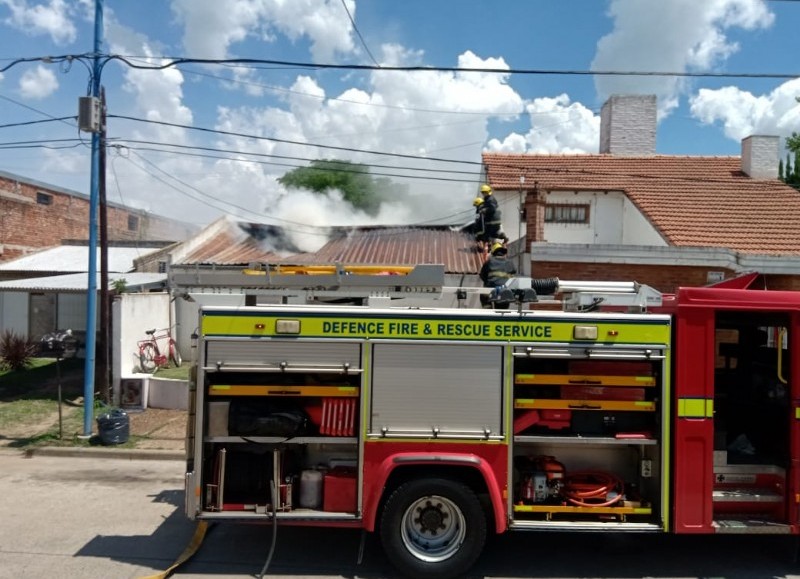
[26,445,185,460]
[0,445,184,461]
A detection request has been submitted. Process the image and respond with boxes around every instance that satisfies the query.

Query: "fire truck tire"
[139,343,157,373]
[379,478,487,579]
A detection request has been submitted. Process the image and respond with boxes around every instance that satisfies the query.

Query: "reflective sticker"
[678,398,711,418]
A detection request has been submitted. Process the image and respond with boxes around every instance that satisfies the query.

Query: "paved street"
[2,449,800,579]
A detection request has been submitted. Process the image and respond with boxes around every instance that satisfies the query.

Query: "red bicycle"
[137,328,182,373]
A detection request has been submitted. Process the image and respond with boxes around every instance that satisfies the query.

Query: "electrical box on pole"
[78,96,101,132]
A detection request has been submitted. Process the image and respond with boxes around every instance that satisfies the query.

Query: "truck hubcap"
[400,494,466,562]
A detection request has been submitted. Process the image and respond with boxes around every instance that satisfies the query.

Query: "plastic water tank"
[299,469,323,509]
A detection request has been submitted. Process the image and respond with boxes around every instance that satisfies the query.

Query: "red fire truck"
[174,265,799,579]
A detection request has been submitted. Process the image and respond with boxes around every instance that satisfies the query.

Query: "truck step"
[510,520,662,532]
[712,488,783,503]
[712,518,791,534]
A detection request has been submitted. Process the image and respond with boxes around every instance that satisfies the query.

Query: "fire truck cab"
[176,265,800,579]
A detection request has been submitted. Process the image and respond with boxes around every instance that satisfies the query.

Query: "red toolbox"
[323,467,358,512]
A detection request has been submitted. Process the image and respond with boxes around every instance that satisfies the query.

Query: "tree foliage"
[780,133,800,190]
[787,132,800,155]
[278,159,389,216]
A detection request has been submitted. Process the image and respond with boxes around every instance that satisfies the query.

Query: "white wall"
[495,190,525,244]
[112,292,171,403]
[543,190,666,247]
[621,198,667,245]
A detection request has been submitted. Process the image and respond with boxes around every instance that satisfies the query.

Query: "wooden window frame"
[545,203,590,224]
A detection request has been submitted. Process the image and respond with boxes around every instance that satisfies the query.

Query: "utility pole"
[99,86,110,405]
[518,174,525,274]
[81,0,104,436]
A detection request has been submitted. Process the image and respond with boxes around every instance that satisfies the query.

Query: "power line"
[121,149,472,233]
[108,114,482,166]
[339,0,380,67]
[0,94,79,129]
[117,144,480,184]
[0,116,76,130]
[108,53,800,80]
[2,133,787,189]
[109,138,482,178]
[0,136,87,152]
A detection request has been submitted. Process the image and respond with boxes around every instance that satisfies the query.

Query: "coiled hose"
[562,471,625,507]
[529,277,559,295]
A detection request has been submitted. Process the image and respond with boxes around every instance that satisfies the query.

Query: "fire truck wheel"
[380,478,486,579]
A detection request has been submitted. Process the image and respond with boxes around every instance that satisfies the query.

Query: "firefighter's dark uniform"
[479,246,516,308]
[478,193,508,244]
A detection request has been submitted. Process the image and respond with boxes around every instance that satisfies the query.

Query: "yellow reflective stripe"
[677,398,713,418]
[795,407,800,420]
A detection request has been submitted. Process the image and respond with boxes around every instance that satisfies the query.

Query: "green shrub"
[0,330,39,371]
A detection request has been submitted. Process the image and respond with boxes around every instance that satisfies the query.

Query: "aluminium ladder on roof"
[169,263,662,312]
[168,263,448,305]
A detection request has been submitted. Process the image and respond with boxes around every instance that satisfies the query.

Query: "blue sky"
[0,0,798,246]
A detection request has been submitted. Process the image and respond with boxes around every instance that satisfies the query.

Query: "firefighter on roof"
[474,184,509,247]
[479,242,516,308]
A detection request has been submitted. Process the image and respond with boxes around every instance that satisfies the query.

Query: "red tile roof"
[482,153,800,255]
[177,220,483,274]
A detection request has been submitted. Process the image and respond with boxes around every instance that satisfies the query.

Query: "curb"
[16,446,185,461]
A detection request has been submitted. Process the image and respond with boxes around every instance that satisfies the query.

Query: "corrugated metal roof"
[0,246,158,273]
[483,153,800,256]
[0,272,167,292]
[288,226,484,274]
[174,220,484,274]
[178,222,287,265]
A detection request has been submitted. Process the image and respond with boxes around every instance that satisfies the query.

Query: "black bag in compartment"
[223,446,273,504]
[228,399,313,437]
[571,411,651,436]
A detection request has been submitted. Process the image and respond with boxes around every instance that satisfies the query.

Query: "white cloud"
[689,79,800,145]
[592,0,774,116]
[171,0,356,62]
[1,0,77,44]
[18,64,58,99]
[486,95,600,154]
[194,49,527,226]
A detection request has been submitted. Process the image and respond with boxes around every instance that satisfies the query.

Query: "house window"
[36,192,52,205]
[128,215,139,231]
[545,203,589,224]
[157,261,167,273]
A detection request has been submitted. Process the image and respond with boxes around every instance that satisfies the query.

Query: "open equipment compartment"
[510,344,666,530]
[195,332,362,519]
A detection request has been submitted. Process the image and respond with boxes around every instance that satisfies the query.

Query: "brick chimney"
[599,94,657,156]
[741,135,779,179]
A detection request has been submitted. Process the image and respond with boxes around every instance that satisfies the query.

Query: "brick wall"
[599,95,657,157]
[524,188,545,253]
[0,174,195,262]
[531,261,738,294]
